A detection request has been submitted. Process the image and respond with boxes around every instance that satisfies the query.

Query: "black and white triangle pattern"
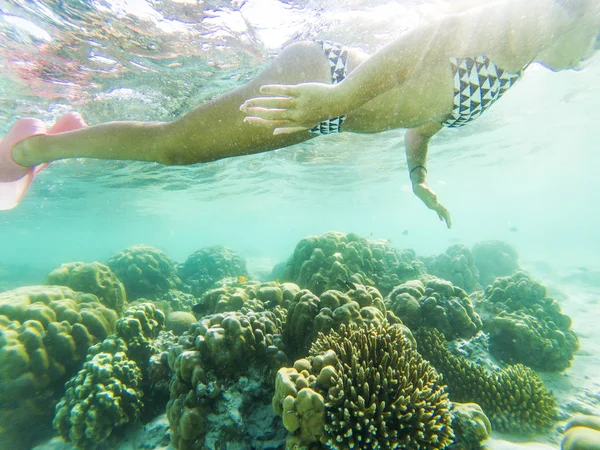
[309,40,349,135]
[442,56,522,128]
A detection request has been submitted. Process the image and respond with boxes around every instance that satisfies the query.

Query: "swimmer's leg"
[12,41,333,168]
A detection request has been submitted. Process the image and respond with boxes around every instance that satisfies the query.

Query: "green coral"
[0,286,118,449]
[53,303,165,449]
[422,245,480,293]
[282,231,425,296]
[46,261,126,313]
[474,271,578,371]
[178,245,248,296]
[167,309,287,449]
[385,277,482,340]
[193,279,300,316]
[273,324,454,449]
[107,244,182,300]
[414,327,556,433]
[472,240,520,287]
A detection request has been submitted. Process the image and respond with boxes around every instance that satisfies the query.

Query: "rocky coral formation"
[472,240,520,287]
[474,271,578,371]
[273,324,454,449]
[192,278,300,316]
[562,414,600,450]
[448,402,492,450]
[0,286,118,450]
[281,231,426,296]
[166,309,288,449]
[284,283,405,359]
[53,303,165,450]
[46,261,126,313]
[177,246,248,296]
[414,328,556,433]
[385,277,482,340]
[107,245,182,300]
[422,245,480,293]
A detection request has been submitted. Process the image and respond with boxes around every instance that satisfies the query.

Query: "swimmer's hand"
[412,182,452,229]
[240,83,344,135]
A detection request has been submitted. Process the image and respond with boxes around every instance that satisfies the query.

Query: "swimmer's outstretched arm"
[242,0,573,132]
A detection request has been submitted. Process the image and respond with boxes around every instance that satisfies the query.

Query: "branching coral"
[273,324,454,449]
[414,328,556,433]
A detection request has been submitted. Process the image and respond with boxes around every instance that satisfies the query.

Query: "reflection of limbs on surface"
[405,123,452,228]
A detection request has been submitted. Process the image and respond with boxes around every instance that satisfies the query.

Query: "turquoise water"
[1,1,600,449]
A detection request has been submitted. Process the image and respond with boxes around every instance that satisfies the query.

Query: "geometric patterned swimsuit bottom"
[308,40,523,134]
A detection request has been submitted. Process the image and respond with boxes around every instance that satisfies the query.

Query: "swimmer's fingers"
[259,84,299,97]
[274,126,310,135]
[434,204,452,229]
[241,107,292,121]
[241,96,294,110]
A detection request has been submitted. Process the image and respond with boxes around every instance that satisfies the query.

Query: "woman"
[1,0,598,226]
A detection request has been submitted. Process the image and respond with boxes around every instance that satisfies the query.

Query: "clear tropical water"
[1,0,599,449]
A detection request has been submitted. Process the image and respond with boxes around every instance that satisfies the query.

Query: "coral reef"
[422,245,480,293]
[385,277,482,340]
[281,231,426,296]
[414,328,556,433]
[46,261,126,313]
[474,271,579,371]
[562,415,600,450]
[166,311,197,335]
[0,286,118,450]
[107,245,182,300]
[53,303,166,449]
[177,246,248,296]
[273,324,454,449]
[166,309,288,449]
[193,278,300,316]
[472,240,520,287]
[448,402,492,450]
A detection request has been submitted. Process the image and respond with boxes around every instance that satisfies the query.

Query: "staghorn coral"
[472,240,520,287]
[46,261,126,313]
[422,245,480,293]
[0,286,118,450]
[166,309,288,450]
[178,245,248,296]
[273,324,454,449]
[414,327,556,433]
[385,277,482,340]
[474,271,578,371]
[53,303,165,450]
[107,244,182,300]
[281,231,426,296]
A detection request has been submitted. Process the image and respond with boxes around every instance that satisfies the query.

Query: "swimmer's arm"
[333,0,571,114]
[405,123,452,228]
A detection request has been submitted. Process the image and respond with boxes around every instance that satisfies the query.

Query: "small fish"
[402,229,408,236]
[167,62,182,68]
[237,275,248,282]
[337,278,356,291]
[508,225,518,233]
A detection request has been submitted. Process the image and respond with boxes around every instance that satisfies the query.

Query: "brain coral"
[281,231,426,296]
[46,261,126,313]
[422,244,480,293]
[273,324,454,449]
[472,240,520,287]
[178,245,248,296]
[414,327,556,433]
[107,244,182,300]
[474,271,578,371]
[385,277,482,340]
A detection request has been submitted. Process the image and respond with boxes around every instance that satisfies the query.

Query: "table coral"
[273,324,454,449]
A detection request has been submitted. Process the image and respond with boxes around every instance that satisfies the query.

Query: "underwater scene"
[1,0,600,449]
